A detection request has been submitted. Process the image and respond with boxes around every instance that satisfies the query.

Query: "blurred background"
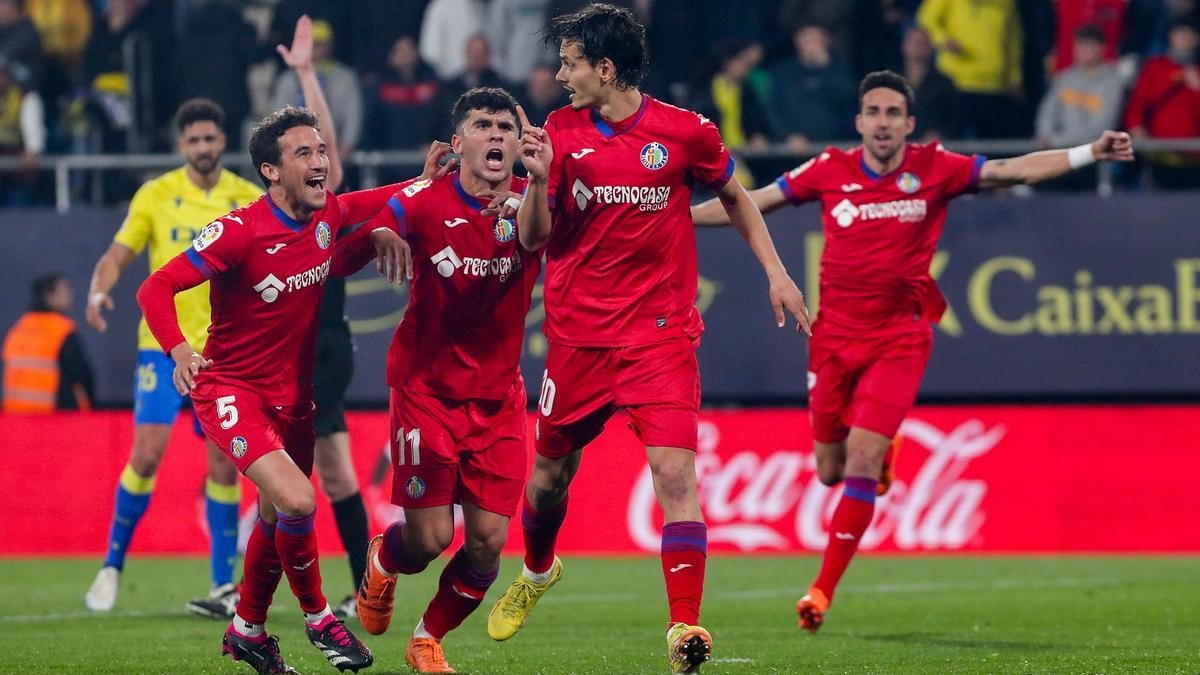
[1,0,1198,558]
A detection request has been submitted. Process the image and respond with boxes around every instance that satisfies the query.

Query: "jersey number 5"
[395,427,421,466]
[216,395,239,430]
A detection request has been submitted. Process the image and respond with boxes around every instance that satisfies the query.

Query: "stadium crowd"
[0,0,1198,206]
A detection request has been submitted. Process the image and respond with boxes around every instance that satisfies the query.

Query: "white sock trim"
[304,604,334,626]
[233,613,265,638]
[413,617,434,640]
[373,551,399,578]
[522,563,553,585]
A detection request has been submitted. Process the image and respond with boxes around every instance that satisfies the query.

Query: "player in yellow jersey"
[83,98,263,617]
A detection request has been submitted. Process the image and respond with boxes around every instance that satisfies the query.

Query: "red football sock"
[275,510,327,614]
[237,519,283,626]
[813,476,877,601]
[421,548,498,640]
[521,493,568,574]
[661,520,707,626]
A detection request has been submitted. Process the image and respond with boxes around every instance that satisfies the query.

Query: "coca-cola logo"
[628,418,1005,552]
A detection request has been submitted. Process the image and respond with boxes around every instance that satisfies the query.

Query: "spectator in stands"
[78,0,150,152]
[367,34,439,151]
[519,63,568,126]
[778,0,854,59]
[437,33,507,114]
[486,0,551,84]
[24,0,91,129]
[768,24,856,152]
[347,0,428,78]
[1037,26,1123,148]
[695,41,771,152]
[2,272,94,413]
[0,57,45,205]
[1124,16,1200,189]
[174,0,255,144]
[267,0,353,67]
[0,0,42,89]
[901,25,961,140]
[420,0,485,80]
[272,19,363,152]
[1052,0,1128,73]
[918,0,1024,138]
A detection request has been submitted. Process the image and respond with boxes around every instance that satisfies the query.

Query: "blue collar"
[591,93,649,139]
[452,172,489,211]
[859,147,907,181]
[266,193,306,232]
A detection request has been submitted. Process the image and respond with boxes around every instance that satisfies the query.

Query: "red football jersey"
[542,94,735,347]
[777,143,985,334]
[345,172,540,400]
[182,186,395,404]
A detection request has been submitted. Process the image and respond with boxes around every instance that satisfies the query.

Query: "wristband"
[1067,144,1095,169]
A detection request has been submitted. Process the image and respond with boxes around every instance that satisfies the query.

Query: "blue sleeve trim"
[968,155,988,193]
[386,196,408,238]
[775,175,799,204]
[184,248,214,279]
[705,156,736,190]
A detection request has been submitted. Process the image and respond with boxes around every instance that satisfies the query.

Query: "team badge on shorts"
[406,476,426,499]
[494,218,516,243]
[230,436,248,459]
[897,172,921,194]
[640,142,669,170]
[315,221,332,249]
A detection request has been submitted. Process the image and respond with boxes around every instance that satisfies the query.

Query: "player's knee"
[317,470,357,502]
[275,483,316,517]
[409,528,452,563]
[816,463,843,487]
[464,530,505,569]
[650,458,695,508]
[529,458,573,503]
[845,443,888,477]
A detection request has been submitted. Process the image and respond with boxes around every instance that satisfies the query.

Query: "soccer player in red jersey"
[693,70,1134,633]
[487,5,811,672]
[136,104,413,672]
[342,87,537,674]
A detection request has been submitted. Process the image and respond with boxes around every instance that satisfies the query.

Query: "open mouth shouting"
[484,147,505,172]
[304,173,326,196]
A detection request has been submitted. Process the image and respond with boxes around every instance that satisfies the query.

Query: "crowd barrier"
[3,405,1196,556]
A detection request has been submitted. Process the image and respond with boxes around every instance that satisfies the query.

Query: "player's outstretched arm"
[714,179,812,335]
[136,254,212,395]
[278,14,344,192]
[515,105,553,251]
[978,130,1134,190]
[86,242,136,332]
[691,182,790,227]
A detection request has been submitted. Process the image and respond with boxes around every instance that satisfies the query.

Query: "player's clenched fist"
[516,105,553,179]
[1091,130,1134,163]
[168,342,211,395]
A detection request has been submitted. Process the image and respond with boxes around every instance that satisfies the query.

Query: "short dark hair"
[858,70,916,116]
[1074,24,1106,44]
[545,3,648,90]
[451,87,522,136]
[31,272,66,311]
[248,106,320,187]
[174,98,225,134]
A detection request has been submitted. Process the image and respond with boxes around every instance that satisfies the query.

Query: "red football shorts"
[192,382,316,475]
[807,324,932,443]
[389,379,528,518]
[535,336,701,458]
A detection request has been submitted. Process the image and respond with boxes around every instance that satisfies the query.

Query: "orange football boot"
[355,535,397,635]
[796,587,829,633]
[406,637,455,673]
[877,434,903,496]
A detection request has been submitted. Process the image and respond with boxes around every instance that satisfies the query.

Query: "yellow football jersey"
[113,167,262,351]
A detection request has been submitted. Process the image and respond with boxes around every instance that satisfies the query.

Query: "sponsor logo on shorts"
[494,218,516,243]
[640,142,669,170]
[315,221,332,249]
[230,436,248,458]
[406,475,426,499]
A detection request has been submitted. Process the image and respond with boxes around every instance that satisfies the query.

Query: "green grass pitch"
[5,555,1198,673]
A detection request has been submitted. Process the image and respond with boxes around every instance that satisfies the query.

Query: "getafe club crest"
[406,475,426,499]
[494,218,516,243]
[897,172,921,194]
[315,221,332,249]
[640,142,668,170]
[230,436,248,459]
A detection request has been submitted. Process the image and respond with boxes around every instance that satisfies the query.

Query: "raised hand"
[276,14,313,70]
[1091,130,1134,162]
[516,105,553,180]
[421,141,458,180]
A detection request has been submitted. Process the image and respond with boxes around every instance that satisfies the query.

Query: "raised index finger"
[516,105,532,133]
